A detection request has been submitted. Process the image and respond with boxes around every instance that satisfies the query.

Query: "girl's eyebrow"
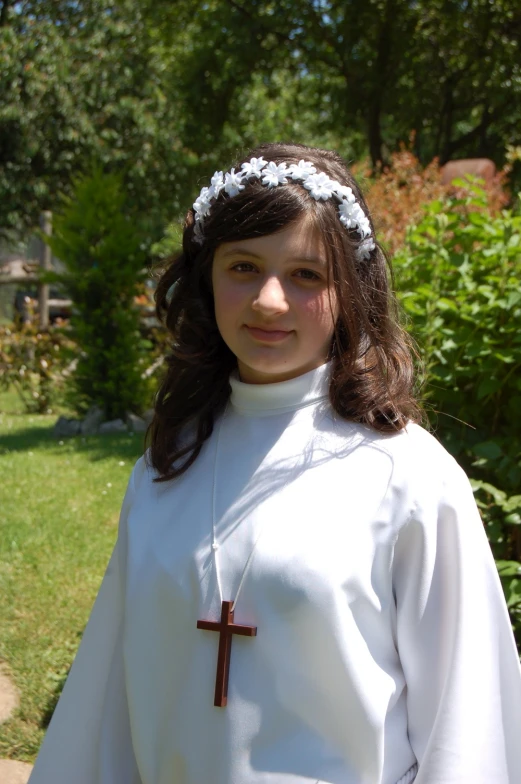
[219,248,327,267]
[219,248,262,259]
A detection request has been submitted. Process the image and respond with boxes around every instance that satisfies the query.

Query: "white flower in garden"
[224,168,245,196]
[303,172,334,200]
[261,161,288,188]
[357,238,376,260]
[193,187,212,218]
[287,160,317,180]
[241,157,267,178]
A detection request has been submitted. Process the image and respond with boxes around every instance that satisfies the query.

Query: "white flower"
[193,186,212,218]
[356,238,376,261]
[190,158,375,253]
[224,168,245,196]
[210,171,225,197]
[334,184,355,203]
[358,217,372,238]
[240,157,267,178]
[338,199,366,229]
[287,160,317,180]
[303,172,334,200]
[261,161,288,188]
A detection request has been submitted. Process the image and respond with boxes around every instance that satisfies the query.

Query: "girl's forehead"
[214,216,326,261]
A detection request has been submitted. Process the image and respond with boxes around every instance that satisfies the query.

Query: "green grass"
[0,389,144,761]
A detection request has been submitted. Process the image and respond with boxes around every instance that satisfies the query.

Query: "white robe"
[29,363,521,784]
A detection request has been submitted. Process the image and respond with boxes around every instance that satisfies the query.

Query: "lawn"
[0,389,144,762]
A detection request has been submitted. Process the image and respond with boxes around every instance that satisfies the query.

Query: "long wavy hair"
[148,142,421,481]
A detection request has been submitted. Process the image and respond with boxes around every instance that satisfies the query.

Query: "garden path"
[0,665,33,783]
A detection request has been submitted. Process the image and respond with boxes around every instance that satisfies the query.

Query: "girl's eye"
[231,262,256,273]
[295,269,321,281]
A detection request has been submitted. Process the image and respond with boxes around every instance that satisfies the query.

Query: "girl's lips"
[245,326,293,342]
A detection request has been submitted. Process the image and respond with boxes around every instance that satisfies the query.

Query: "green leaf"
[476,378,502,399]
[471,480,507,503]
[496,561,521,577]
[473,442,503,461]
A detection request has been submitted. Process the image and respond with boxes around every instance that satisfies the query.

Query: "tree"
[2,0,519,243]
[47,168,149,419]
[0,0,190,243]
[146,0,521,169]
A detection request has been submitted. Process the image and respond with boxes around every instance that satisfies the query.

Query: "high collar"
[229,362,331,417]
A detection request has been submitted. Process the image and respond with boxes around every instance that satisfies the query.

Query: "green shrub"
[46,169,149,420]
[0,324,77,413]
[394,180,521,648]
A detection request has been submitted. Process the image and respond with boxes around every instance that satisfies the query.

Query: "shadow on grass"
[0,422,145,463]
[40,666,72,730]
[39,628,85,729]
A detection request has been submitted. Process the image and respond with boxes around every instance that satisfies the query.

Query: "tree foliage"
[1,0,520,242]
[0,0,190,242]
[46,169,149,420]
[146,0,521,168]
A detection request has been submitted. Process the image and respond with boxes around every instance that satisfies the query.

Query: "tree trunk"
[0,1,11,26]
[368,100,384,170]
[477,104,492,157]
[445,103,499,160]
[367,0,397,169]
[440,84,454,165]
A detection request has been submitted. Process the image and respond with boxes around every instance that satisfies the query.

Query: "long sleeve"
[392,458,521,783]
[29,463,142,784]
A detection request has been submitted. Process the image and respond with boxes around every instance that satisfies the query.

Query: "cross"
[197,600,257,707]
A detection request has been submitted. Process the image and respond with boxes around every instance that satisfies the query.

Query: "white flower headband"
[192,157,376,261]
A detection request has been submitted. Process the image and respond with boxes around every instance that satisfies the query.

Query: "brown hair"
[148,142,421,481]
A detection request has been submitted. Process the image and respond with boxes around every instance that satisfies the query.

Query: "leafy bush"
[46,169,150,419]
[394,181,521,648]
[354,138,511,256]
[0,324,77,413]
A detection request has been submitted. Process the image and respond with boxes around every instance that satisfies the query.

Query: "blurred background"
[1,0,521,252]
[0,1,520,776]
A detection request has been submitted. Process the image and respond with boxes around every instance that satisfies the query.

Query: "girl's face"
[212,215,339,384]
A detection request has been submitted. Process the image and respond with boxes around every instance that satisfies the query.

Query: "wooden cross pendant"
[197,600,257,707]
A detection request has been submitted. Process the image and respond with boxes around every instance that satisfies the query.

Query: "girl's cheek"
[214,280,246,311]
[300,290,337,324]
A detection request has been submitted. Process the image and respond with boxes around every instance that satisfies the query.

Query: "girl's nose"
[252,276,289,315]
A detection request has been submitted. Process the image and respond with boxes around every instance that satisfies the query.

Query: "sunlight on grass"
[0,394,144,761]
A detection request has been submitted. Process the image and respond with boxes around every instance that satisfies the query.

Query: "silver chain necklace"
[196,406,260,708]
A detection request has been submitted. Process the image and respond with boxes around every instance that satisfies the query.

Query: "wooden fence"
[0,212,69,328]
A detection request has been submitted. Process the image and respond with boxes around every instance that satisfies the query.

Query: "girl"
[30,143,521,784]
